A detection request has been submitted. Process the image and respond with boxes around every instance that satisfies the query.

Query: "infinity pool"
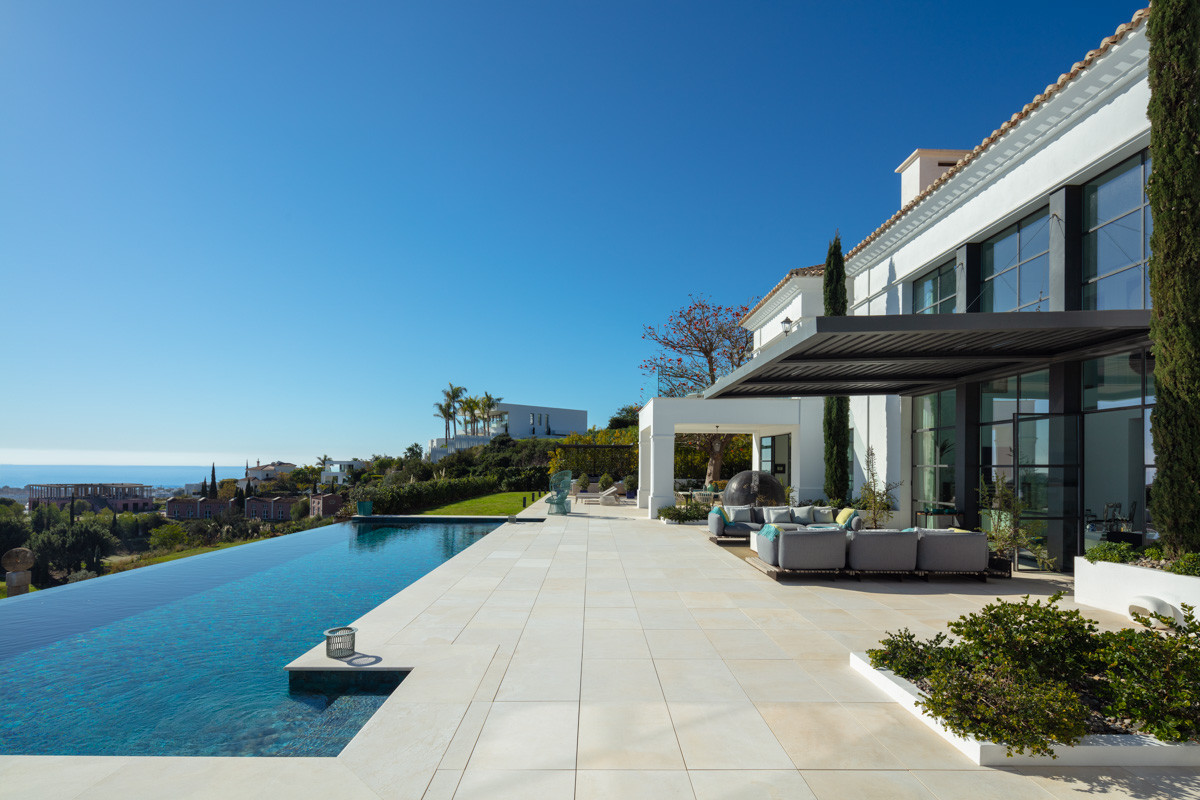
[0,520,496,757]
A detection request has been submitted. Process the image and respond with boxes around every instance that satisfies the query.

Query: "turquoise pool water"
[0,520,496,757]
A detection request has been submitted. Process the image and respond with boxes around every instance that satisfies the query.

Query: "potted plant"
[598,473,614,492]
[977,475,1053,573]
[857,447,902,529]
[624,474,637,500]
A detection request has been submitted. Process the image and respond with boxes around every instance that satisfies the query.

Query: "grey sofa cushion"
[813,506,837,524]
[756,533,780,567]
[771,522,805,532]
[846,529,918,571]
[750,507,766,525]
[708,512,725,536]
[791,505,815,524]
[763,506,792,524]
[917,530,988,572]
[725,522,762,535]
[727,506,753,523]
[778,529,847,570]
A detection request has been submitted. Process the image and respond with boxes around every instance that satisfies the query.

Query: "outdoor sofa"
[708,505,990,579]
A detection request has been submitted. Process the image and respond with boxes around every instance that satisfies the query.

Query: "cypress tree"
[200,478,208,498]
[211,464,218,498]
[823,232,851,503]
[1147,0,1200,555]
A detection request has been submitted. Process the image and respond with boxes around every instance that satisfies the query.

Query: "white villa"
[640,9,1155,573]
[428,402,588,462]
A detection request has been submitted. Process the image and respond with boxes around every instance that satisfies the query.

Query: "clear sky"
[0,0,1149,467]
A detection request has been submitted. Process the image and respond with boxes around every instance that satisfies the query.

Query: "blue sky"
[0,0,1148,467]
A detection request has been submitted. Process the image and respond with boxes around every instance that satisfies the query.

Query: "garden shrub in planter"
[657,502,708,523]
[1170,553,1200,577]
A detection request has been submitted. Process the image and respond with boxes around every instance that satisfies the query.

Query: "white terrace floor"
[3,503,1197,800]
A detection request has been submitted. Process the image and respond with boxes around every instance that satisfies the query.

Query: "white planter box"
[1074,557,1200,622]
[849,652,1200,767]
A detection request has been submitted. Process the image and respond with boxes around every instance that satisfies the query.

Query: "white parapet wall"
[1074,557,1200,622]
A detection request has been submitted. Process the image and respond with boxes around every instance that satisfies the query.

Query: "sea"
[0,465,244,490]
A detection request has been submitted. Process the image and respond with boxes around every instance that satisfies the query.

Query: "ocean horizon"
[0,465,245,489]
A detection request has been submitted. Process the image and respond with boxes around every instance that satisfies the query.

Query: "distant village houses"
[27,483,154,513]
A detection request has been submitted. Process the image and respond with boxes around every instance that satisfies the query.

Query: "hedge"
[348,476,499,514]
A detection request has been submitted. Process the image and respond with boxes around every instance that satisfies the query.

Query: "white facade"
[321,460,368,485]
[842,16,1151,532]
[427,402,588,462]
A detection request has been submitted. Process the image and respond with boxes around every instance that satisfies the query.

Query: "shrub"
[1097,605,1200,742]
[598,473,614,491]
[657,502,708,522]
[1169,553,1200,577]
[921,662,1088,758]
[867,628,952,681]
[149,523,188,551]
[290,499,310,521]
[946,593,1099,686]
[1084,541,1138,564]
[67,569,98,583]
[576,473,590,492]
[1141,543,1166,560]
[624,474,638,493]
[349,476,499,514]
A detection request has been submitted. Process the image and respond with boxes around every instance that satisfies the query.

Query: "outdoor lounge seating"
[746,524,990,581]
[708,504,862,540]
[546,470,571,515]
[583,486,623,506]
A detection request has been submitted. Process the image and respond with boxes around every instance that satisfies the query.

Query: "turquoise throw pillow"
[710,507,730,523]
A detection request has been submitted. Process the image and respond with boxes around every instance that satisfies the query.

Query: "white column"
[790,421,804,504]
[751,434,762,471]
[637,428,652,509]
[648,432,675,518]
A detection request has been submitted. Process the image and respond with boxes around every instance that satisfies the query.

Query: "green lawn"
[108,538,260,570]
[420,491,544,516]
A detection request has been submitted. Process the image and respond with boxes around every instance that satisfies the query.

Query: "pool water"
[0,520,495,757]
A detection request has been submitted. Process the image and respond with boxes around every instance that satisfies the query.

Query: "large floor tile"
[454,769,575,800]
[584,628,651,659]
[495,655,581,701]
[912,769,1057,800]
[801,769,939,800]
[580,657,664,702]
[668,702,794,770]
[755,702,905,770]
[576,769,695,800]
[843,703,978,769]
[646,628,722,659]
[705,628,790,660]
[467,702,578,770]
[656,659,748,702]
[577,702,684,769]
[726,659,836,703]
[688,769,816,800]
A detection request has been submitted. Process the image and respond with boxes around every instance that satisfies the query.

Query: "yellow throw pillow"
[836,507,855,525]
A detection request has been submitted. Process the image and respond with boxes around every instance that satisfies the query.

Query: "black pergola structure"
[705,310,1152,400]
[705,310,1153,570]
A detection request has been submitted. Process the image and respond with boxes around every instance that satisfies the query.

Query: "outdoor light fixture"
[781,317,792,334]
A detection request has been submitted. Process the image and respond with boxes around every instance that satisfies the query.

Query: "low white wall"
[1074,557,1200,621]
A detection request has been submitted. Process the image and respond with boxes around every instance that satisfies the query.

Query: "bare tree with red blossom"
[640,294,757,485]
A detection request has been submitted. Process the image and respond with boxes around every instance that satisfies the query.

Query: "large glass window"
[1081,350,1156,552]
[913,389,956,519]
[981,208,1051,312]
[912,260,956,314]
[979,369,1051,487]
[1083,152,1152,310]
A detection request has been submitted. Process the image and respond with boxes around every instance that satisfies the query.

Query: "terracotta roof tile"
[846,6,1151,262]
[741,264,824,323]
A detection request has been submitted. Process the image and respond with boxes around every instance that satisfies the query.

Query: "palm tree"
[434,401,453,443]
[442,383,466,437]
[480,392,503,436]
[317,454,331,471]
[461,396,480,435]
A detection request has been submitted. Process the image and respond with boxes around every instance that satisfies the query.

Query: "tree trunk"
[704,434,734,486]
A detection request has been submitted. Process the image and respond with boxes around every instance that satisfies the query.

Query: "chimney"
[895,149,972,206]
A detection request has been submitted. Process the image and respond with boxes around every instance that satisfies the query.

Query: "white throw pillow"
[813,506,836,524]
